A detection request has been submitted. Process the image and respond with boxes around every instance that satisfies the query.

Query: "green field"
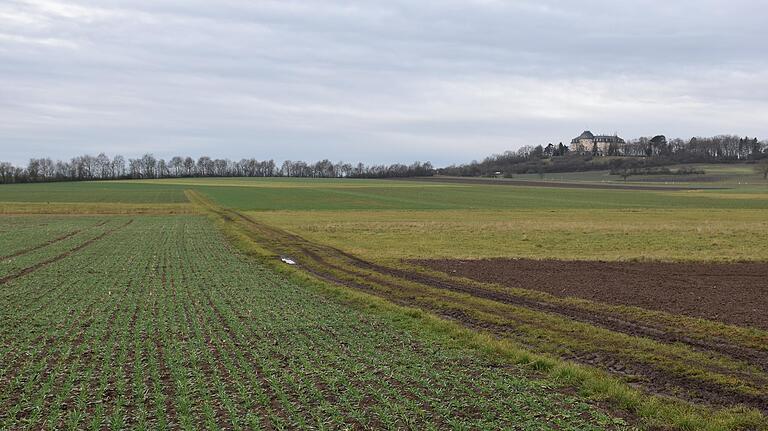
[0,214,631,430]
[0,182,188,203]
[247,208,768,262]
[185,178,768,211]
[1,175,767,430]
[510,163,767,185]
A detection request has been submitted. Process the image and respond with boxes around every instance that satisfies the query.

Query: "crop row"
[0,217,122,281]
[0,215,628,430]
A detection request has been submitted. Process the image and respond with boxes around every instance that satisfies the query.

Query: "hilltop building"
[569,131,625,155]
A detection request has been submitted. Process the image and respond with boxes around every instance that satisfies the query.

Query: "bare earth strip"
[412,258,768,330]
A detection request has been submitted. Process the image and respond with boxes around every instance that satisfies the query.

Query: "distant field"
[0,182,188,203]
[197,175,768,262]
[511,163,767,185]
[248,208,768,262]
[199,179,768,211]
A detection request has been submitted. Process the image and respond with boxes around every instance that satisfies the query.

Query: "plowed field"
[413,258,768,329]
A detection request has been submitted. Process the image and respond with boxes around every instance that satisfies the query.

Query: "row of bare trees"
[618,135,764,158]
[0,153,434,184]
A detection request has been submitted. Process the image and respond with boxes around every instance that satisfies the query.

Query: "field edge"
[187,189,768,431]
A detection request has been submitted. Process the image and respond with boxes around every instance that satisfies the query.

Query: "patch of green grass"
[0,181,188,203]
[197,179,768,211]
[247,208,768,262]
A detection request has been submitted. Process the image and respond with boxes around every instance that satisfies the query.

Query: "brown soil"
[299,251,768,412]
[412,258,768,330]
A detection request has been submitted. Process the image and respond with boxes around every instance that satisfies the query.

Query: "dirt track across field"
[413,258,768,329]
[398,176,728,191]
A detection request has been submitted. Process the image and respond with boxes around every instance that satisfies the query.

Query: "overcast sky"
[1,0,766,166]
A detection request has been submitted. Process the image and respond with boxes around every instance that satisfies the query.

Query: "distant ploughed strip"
[413,258,768,330]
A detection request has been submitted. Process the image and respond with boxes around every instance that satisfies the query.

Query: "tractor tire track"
[0,219,133,286]
[0,220,107,262]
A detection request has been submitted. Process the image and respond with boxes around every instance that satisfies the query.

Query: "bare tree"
[112,155,126,178]
[755,160,768,180]
[95,153,111,179]
[183,157,195,176]
[197,156,213,176]
[170,156,184,177]
[141,154,157,178]
[128,158,142,178]
[157,158,169,178]
[0,162,15,183]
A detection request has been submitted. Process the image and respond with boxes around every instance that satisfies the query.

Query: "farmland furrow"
[190,290,253,428]
[0,226,85,261]
[208,265,411,429]
[308,322,450,428]
[205,269,381,429]
[0,219,118,310]
[314,255,768,411]
[200,294,280,429]
[438,305,768,412]
[77,226,147,429]
[57,277,135,429]
[0,290,106,422]
[397,262,768,359]
[0,222,139,416]
[178,237,236,430]
[0,219,133,285]
[153,252,178,430]
[175,267,231,430]
[183,238,296,429]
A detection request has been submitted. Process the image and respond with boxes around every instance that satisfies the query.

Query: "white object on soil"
[280,257,296,265]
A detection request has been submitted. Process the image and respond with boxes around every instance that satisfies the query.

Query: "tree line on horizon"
[3,134,767,184]
[0,154,434,184]
[439,134,768,177]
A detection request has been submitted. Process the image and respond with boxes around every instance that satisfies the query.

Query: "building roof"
[571,130,625,145]
[571,130,594,143]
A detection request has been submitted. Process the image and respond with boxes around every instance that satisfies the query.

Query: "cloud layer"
[1,0,766,165]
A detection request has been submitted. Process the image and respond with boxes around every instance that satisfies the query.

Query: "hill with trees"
[439,135,767,177]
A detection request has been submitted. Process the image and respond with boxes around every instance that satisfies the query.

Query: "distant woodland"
[0,156,433,184]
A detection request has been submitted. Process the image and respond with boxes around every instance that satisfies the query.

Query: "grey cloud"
[0,0,766,165]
